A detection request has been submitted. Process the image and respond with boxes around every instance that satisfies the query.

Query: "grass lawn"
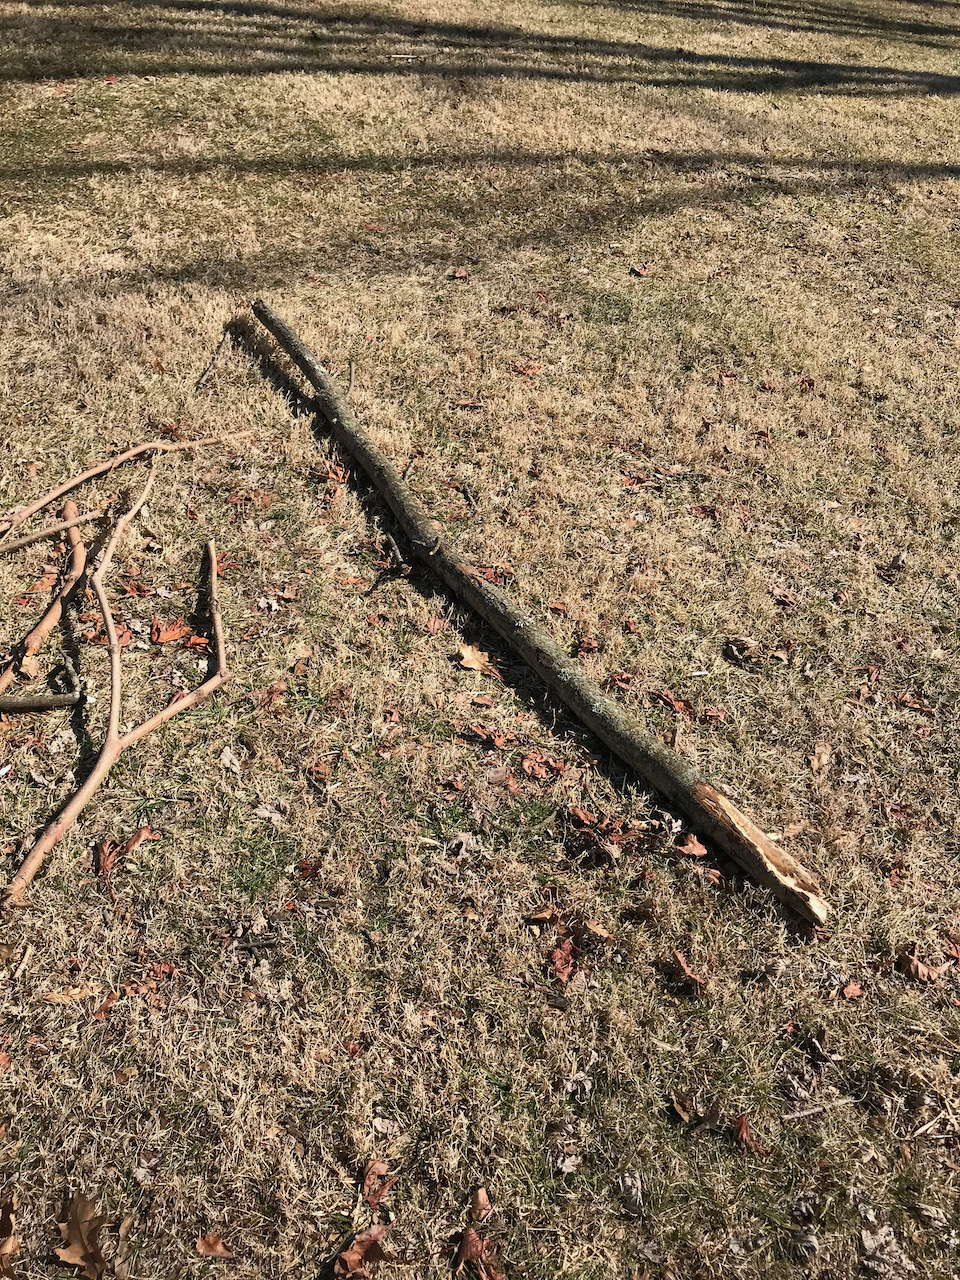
[1,0,959,1275]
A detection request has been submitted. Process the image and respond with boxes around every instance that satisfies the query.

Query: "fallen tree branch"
[0,509,102,555]
[0,431,253,541]
[0,503,87,697]
[0,692,79,713]
[250,298,828,924]
[2,475,230,907]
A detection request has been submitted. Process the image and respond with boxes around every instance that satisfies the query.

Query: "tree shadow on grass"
[3,0,960,95]
[1,144,957,309]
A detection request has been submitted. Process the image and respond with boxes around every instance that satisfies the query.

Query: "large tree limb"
[0,431,252,541]
[0,503,87,697]
[2,476,230,908]
[250,298,829,925]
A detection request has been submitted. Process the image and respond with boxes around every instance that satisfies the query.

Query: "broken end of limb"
[688,780,829,925]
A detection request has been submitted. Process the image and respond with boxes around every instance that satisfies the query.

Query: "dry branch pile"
[0,436,241,909]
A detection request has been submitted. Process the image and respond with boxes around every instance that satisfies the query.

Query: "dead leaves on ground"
[334,1224,392,1277]
[896,943,954,983]
[454,1227,503,1280]
[673,949,709,991]
[333,1158,398,1277]
[196,1233,235,1261]
[456,645,499,680]
[95,825,160,902]
[0,1198,18,1280]
[732,1115,765,1156]
[362,1160,398,1213]
[56,1193,105,1279]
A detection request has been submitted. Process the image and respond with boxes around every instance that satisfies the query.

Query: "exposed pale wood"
[250,298,829,925]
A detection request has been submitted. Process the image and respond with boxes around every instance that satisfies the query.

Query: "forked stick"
[0,431,252,541]
[2,479,230,907]
[0,502,87,697]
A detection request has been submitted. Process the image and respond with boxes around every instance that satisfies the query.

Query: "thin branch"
[0,509,103,555]
[0,692,79,713]
[2,525,230,907]
[0,431,253,540]
[194,327,230,390]
[0,503,87,697]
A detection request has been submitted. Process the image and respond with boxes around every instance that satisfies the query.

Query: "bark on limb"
[0,431,253,541]
[0,503,87,698]
[0,692,79,713]
[250,298,829,925]
[2,476,230,907]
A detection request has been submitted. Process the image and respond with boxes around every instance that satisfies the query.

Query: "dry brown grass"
[1,0,960,1276]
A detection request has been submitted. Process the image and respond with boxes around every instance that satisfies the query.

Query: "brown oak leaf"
[896,944,953,983]
[56,1193,106,1279]
[196,1233,235,1260]
[457,645,499,679]
[333,1223,392,1277]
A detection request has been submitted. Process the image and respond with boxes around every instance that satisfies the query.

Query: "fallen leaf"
[0,1053,10,1075]
[650,687,694,718]
[548,600,567,614]
[842,980,865,1000]
[457,645,499,679]
[334,1223,392,1277]
[699,704,726,725]
[620,1172,643,1216]
[92,991,120,1021]
[361,1159,397,1212]
[0,1196,18,1280]
[196,1233,235,1261]
[809,742,832,773]
[18,655,40,680]
[896,944,953,983]
[454,1227,503,1279]
[676,833,708,858]
[861,1225,915,1278]
[470,1187,492,1222]
[150,614,191,644]
[581,918,614,943]
[673,950,708,990]
[550,937,578,986]
[510,360,540,377]
[668,1092,692,1123]
[449,266,470,281]
[26,571,58,594]
[733,1115,765,1155]
[769,584,797,608]
[424,616,447,635]
[114,1216,134,1280]
[56,1193,106,1278]
[781,820,810,838]
[43,985,104,1005]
